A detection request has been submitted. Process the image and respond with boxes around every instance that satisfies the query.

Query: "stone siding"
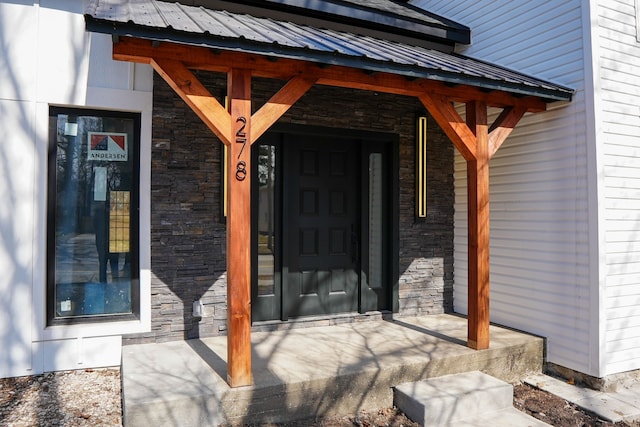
[124,71,454,344]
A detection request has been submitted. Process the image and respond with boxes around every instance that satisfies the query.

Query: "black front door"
[252,128,396,322]
[283,135,360,318]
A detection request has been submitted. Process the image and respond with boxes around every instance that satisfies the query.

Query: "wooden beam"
[114,37,548,112]
[418,94,476,161]
[488,106,527,159]
[251,75,316,142]
[466,101,490,350]
[150,58,232,144]
[226,68,253,387]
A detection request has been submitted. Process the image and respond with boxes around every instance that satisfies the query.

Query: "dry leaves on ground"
[2,369,639,427]
[0,369,121,427]
[514,383,640,427]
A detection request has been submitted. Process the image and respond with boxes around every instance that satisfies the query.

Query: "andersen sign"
[88,132,128,161]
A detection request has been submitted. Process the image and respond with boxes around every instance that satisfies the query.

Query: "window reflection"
[49,109,137,319]
[257,144,276,296]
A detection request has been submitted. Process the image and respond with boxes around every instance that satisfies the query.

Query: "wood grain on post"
[226,69,253,387]
[466,101,490,350]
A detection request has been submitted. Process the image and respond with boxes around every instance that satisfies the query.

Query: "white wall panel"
[42,336,122,372]
[597,0,640,375]
[86,32,154,93]
[0,98,36,377]
[35,0,90,104]
[0,1,37,101]
[0,0,153,378]
[416,0,596,375]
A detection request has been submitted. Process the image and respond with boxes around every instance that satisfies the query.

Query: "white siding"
[0,0,153,378]
[597,0,640,375]
[414,1,599,375]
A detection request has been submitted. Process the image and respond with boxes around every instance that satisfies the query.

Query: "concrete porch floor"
[121,314,544,426]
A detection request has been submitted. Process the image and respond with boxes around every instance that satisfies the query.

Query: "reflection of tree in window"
[56,115,102,235]
[257,145,275,254]
[257,144,276,296]
[49,107,139,320]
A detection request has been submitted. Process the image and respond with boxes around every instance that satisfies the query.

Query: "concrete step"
[394,371,550,426]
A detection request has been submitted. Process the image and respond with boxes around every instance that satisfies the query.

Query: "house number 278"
[235,116,247,181]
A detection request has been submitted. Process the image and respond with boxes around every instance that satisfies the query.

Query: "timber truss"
[114,36,551,387]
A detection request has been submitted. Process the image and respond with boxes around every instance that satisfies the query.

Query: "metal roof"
[180,0,472,45]
[84,0,573,102]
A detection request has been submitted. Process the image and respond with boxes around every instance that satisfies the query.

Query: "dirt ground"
[264,383,640,427]
[513,383,640,427]
[1,369,639,426]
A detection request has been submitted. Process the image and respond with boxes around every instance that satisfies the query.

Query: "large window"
[47,107,140,323]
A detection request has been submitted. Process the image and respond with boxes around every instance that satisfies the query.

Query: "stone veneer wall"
[124,71,454,344]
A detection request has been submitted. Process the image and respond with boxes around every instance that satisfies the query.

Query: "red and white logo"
[87,132,128,161]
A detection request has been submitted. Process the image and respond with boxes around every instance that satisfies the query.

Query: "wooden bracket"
[251,76,317,142]
[150,58,232,144]
[488,106,527,159]
[418,94,476,161]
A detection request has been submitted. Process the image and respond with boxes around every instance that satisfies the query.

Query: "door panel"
[283,135,359,318]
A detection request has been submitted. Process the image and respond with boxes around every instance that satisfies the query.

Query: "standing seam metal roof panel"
[232,0,471,43]
[84,0,574,101]
[155,2,202,32]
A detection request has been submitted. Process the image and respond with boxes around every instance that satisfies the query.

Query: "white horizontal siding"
[416,0,596,375]
[597,0,640,376]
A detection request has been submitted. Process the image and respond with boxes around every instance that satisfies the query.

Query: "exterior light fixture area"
[193,300,204,319]
[416,115,428,219]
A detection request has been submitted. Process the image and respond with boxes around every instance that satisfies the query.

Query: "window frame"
[46,106,141,325]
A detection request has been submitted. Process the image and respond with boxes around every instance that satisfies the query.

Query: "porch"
[121,314,543,426]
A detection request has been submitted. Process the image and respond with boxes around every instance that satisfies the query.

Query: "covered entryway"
[253,128,396,321]
[85,0,573,389]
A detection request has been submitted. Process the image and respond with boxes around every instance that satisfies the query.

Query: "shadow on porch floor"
[121,314,544,426]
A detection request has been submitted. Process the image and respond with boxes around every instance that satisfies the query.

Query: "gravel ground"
[1,368,639,427]
[0,369,121,427]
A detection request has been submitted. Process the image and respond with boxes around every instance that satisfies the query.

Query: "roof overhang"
[84,0,574,103]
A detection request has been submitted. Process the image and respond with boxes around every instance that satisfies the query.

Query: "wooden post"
[226,68,253,387]
[466,101,490,350]
[144,55,313,386]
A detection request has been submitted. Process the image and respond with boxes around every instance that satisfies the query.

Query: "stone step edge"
[393,371,514,426]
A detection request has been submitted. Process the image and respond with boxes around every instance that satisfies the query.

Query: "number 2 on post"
[235,116,247,181]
